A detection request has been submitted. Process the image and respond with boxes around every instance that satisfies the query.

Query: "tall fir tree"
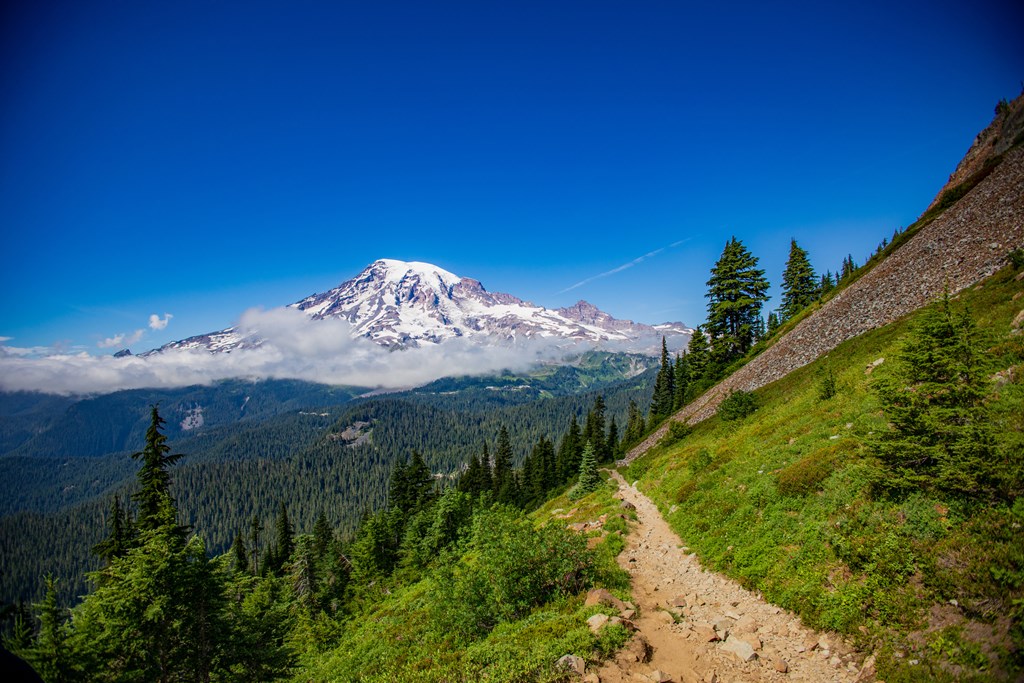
[624,399,646,445]
[131,406,184,534]
[872,293,1011,500]
[93,497,135,568]
[819,270,835,297]
[779,239,817,320]
[271,501,294,572]
[582,395,609,462]
[672,352,689,411]
[766,311,780,337]
[705,237,769,363]
[572,442,601,497]
[685,326,710,382]
[649,337,676,422]
[492,427,516,504]
[556,417,583,483]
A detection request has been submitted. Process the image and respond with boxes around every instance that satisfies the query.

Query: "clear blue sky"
[2,0,1022,355]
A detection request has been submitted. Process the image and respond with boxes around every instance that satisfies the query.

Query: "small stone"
[556,654,586,675]
[773,658,789,673]
[694,624,719,642]
[583,674,600,683]
[740,635,762,651]
[703,673,718,683]
[831,655,843,667]
[734,615,757,633]
[721,636,757,662]
[585,588,627,612]
[587,613,610,633]
[621,608,636,620]
[670,594,688,608]
[648,670,673,683]
[621,500,637,511]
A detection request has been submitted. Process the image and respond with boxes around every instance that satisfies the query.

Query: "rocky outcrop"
[624,142,1024,464]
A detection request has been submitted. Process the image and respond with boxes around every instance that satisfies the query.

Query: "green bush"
[817,366,838,401]
[718,389,757,421]
[777,451,834,496]
[430,507,595,641]
[659,421,692,447]
[1009,248,1024,270]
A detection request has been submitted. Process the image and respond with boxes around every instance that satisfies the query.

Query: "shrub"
[1009,248,1024,270]
[718,389,757,421]
[817,366,838,401]
[431,507,595,641]
[777,451,834,496]
[659,421,692,447]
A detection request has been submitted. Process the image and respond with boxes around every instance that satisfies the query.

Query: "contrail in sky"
[559,238,691,294]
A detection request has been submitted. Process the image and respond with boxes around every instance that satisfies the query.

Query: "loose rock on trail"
[592,471,875,683]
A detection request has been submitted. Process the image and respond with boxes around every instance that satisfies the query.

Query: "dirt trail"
[594,471,873,683]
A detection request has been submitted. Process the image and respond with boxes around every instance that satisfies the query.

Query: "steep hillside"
[623,262,1024,681]
[628,126,1024,460]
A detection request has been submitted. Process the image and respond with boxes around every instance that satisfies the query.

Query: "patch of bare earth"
[591,471,876,683]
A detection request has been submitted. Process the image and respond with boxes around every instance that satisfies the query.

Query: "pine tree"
[686,326,711,385]
[779,239,817,320]
[231,533,248,574]
[131,406,184,533]
[607,417,621,458]
[556,417,582,483]
[572,442,601,498]
[872,292,1009,500]
[624,399,645,445]
[493,427,516,504]
[649,337,675,422]
[766,311,780,336]
[705,237,769,362]
[312,512,334,559]
[93,497,134,567]
[672,353,689,411]
[23,575,69,683]
[248,514,262,577]
[272,501,294,572]
[819,270,835,297]
[582,395,609,462]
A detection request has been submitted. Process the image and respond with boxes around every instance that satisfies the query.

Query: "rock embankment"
[624,144,1024,464]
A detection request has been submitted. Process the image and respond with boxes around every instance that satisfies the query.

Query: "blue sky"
[2,0,1022,358]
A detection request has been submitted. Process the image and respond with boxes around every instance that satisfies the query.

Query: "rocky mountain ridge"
[154,259,691,355]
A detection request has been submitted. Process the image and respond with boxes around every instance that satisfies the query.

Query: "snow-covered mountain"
[154,259,691,353]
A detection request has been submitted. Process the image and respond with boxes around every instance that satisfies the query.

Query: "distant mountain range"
[151,259,692,354]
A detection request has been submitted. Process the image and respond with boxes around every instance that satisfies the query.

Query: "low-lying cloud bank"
[0,307,587,396]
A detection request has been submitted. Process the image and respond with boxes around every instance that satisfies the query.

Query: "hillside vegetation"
[624,262,1024,681]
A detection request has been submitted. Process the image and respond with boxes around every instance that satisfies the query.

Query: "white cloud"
[149,313,173,330]
[0,306,582,396]
[97,329,145,349]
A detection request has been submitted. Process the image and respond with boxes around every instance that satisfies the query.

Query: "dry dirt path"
[593,470,874,683]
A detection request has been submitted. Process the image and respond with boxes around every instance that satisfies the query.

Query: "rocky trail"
[586,471,875,683]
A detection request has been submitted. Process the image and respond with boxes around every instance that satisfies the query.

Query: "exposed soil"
[592,471,875,683]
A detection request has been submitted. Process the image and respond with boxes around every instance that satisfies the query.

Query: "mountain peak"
[155,260,693,353]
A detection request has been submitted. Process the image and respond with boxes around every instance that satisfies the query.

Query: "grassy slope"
[296,477,636,683]
[624,264,1024,682]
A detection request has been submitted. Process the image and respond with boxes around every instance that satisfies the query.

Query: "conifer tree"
[624,400,646,445]
[649,337,675,422]
[248,514,262,576]
[131,406,184,533]
[23,575,69,683]
[312,512,334,559]
[672,353,689,411]
[582,395,609,462]
[686,326,710,380]
[231,533,248,574]
[872,293,1008,499]
[556,417,582,483]
[492,427,516,503]
[766,311,780,337]
[479,443,493,495]
[272,501,294,572]
[93,497,134,567]
[780,239,817,319]
[819,270,835,297]
[705,237,769,362]
[607,417,620,458]
[572,442,601,497]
